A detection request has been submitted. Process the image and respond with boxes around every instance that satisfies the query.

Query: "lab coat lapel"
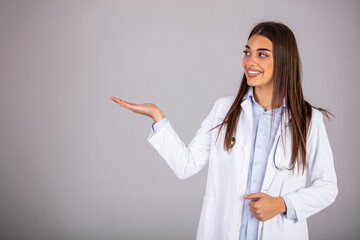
[238,98,253,147]
[240,98,253,122]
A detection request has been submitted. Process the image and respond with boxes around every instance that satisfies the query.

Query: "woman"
[110,21,338,240]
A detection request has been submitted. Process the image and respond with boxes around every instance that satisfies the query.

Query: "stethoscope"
[230,124,296,171]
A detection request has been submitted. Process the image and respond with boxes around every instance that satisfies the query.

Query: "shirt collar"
[247,86,256,104]
[246,86,286,110]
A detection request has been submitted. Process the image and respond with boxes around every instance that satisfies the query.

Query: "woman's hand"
[244,192,286,222]
[110,96,165,123]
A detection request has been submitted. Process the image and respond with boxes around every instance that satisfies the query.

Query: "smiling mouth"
[247,70,263,77]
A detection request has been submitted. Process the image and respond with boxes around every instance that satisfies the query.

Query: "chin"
[246,77,259,87]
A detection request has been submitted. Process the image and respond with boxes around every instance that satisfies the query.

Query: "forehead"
[246,34,273,50]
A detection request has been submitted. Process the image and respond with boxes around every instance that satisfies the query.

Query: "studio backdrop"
[0,0,359,239]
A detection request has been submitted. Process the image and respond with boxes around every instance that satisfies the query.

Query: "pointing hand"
[244,192,286,222]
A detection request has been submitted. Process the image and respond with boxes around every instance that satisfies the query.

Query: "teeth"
[248,70,261,74]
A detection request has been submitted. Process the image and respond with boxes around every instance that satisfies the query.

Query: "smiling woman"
[111,21,338,240]
[242,34,274,109]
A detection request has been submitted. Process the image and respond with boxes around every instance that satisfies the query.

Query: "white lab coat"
[147,94,338,240]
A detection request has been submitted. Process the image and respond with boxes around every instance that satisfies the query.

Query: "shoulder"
[211,94,237,117]
[214,94,237,107]
[311,107,324,119]
[310,107,326,125]
[307,107,328,139]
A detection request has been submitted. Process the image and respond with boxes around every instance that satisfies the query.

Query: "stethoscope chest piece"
[230,137,236,148]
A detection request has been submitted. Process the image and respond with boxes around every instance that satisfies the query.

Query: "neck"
[253,86,279,111]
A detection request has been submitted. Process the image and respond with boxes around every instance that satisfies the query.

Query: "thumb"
[244,192,267,200]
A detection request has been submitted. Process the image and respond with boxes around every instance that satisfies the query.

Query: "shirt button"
[259,128,264,132]
[256,144,261,148]
[250,215,255,219]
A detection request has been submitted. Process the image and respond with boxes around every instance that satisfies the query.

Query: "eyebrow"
[245,45,272,52]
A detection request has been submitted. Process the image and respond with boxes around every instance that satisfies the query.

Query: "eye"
[259,53,267,58]
[243,50,250,56]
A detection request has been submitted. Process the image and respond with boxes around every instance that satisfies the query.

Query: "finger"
[110,96,123,103]
[248,201,260,212]
[256,214,267,222]
[248,201,256,208]
[250,210,263,220]
[252,212,261,220]
[111,97,136,109]
[249,204,257,211]
[244,192,267,200]
[249,207,257,214]
[255,216,263,221]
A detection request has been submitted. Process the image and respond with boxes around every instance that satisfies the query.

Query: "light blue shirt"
[239,87,297,240]
[149,89,297,240]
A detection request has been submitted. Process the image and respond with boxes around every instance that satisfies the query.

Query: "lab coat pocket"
[282,217,308,240]
[260,214,285,240]
[198,196,217,240]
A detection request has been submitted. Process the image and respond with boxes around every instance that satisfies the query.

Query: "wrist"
[278,197,287,213]
[152,111,165,123]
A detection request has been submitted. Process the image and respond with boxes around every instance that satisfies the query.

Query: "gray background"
[0,0,359,239]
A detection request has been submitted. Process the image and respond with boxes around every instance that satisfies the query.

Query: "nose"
[246,54,258,67]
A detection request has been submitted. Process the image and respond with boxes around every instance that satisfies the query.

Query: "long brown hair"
[210,21,332,174]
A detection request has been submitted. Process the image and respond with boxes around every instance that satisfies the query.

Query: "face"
[242,34,274,90]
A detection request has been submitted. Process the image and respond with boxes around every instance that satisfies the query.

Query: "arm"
[110,95,219,180]
[284,111,338,221]
[147,100,219,180]
[245,111,337,222]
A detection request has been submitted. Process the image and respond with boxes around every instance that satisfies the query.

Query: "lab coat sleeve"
[282,196,297,219]
[285,110,338,221]
[147,99,219,180]
[149,116,168,138]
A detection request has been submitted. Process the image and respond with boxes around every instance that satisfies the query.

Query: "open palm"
[110,96,164,123]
